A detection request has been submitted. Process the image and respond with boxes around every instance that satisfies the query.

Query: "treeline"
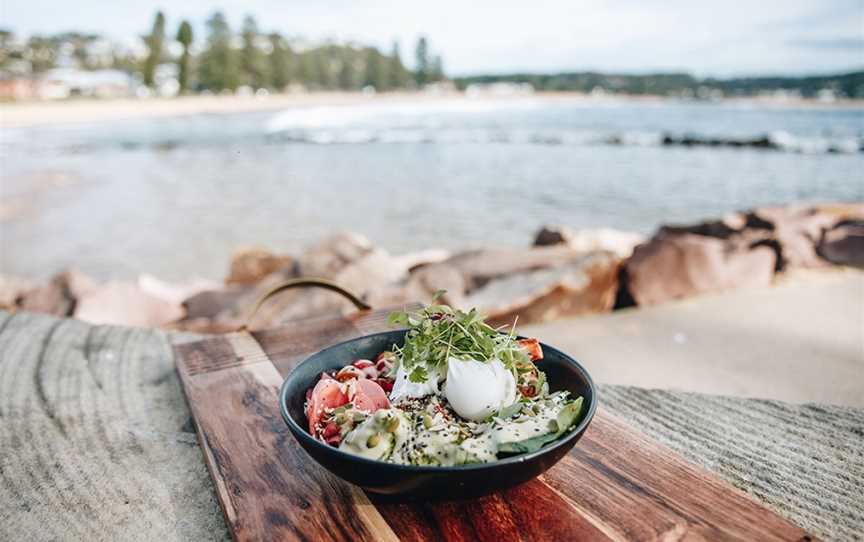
[454,71,864,98]
[0,10,448,93]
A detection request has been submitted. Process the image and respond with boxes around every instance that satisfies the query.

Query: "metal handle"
[240,278,371,331]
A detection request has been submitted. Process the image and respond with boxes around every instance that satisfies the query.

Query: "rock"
[74,281,185,328]
[17,270,98,316]
[239,252,406,329]
[533,226,645,258]
[817,221,864,267]
[445,246,594,291]
[464,252,621,327]
[181,286,252,320]
[659,213,746,240]
[226,247,295,285]
[533,226,571,247]
[625,233,776,306]
[334,249,408,297]
[0,275,36,310]
[390,249,451,273]
[139,274,221,305]
[366,263,466,308]
[813,202,864,222]
[296,232,374,278]
[744,206,836,270]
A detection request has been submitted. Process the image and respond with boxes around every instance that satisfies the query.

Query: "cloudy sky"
[2,0,862,76]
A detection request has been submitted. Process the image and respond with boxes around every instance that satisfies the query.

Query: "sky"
[1,0,863,77]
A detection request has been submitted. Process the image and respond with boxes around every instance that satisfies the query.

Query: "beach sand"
[524,267,864,407]
[2,91,858,128]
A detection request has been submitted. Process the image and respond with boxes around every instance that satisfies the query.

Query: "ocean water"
[2,97,862,280]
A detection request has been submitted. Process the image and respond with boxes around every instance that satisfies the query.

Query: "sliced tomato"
[306,379,348,434]
[375,378,394,393]
[353,359,379,379]
[518,338,544,361]
[352,379,391,413]
[336,365,365,382]
[352,359,374,369]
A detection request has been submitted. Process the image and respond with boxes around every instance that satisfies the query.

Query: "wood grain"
[176,332,398,542]
[175,305,814,542]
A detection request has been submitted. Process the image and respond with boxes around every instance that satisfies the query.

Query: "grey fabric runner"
[0,310,861,541]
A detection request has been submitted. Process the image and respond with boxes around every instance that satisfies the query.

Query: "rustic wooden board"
[175,306,814,542]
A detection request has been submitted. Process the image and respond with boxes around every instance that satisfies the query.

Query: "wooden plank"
[543,410,813,541]
[176,305,813,542]
[176,333,398,542]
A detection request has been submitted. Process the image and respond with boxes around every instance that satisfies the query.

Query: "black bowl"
[278,330,597,499]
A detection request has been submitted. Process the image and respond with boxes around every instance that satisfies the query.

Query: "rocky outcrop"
[17,270,97,316]
[226,248,294,285]
[296,232,374,278]
[743,206,836,270]
[625,233,777,306]
[7,204,859,332]
[0,275,36,310]
[444,246,593,290]
[533,226,644,258]
[818,221,864,267]
[366,263,467,308]
[465,251,622,327]
[74,281,185,327]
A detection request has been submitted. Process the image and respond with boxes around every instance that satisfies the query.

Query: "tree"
[176,21,193,93]
[414,36,429,87]
[240,15,268,89]
[142,11,165,88]
[25,36,57,73]
[363,47,386,90]
[198,11,239,92]
[388,41,408,89]
[430,55,444,82]
[268,33,292,91]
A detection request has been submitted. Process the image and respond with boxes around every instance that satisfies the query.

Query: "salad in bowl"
[303,297,585,466]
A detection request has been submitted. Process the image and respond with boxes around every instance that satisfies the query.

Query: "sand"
[2,91,858,129]
[523,267,864,407]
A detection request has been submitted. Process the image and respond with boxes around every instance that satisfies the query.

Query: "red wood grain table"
[175,306,813,542]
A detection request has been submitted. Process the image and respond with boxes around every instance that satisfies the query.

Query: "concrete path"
[523,268,864,407]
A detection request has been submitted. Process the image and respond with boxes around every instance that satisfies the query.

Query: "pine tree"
[388,41,407,89]
[337,49,356,90]
[268,33,292,91]
[430,55,444,82]
[414,36,429,87]
[176,21,193,93]
[363,47,385,90]
[198,11,239,92]
[240,15,268,89]
[142,11,165,88]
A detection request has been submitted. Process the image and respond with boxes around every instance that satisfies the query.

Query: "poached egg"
[445,357,516,421]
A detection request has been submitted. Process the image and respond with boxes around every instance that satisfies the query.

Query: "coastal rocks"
[366,263,467,308]
[465,252,621,327]
[297,232,374,278]
[17,270,98,316]
[0,275,36,310]
[74,281,185,327]
[226,248,294,285]
[444,246,591,290]
[743,206,836,270]
[625,233,776,306]
[533,226,644,258]
[818,221,864,267]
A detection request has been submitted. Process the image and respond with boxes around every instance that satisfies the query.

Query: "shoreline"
[2,91,862,128]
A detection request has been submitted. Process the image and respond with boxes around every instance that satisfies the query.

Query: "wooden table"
[1,309,862,541]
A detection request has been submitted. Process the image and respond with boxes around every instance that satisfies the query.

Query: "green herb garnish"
[387,292,531,383]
